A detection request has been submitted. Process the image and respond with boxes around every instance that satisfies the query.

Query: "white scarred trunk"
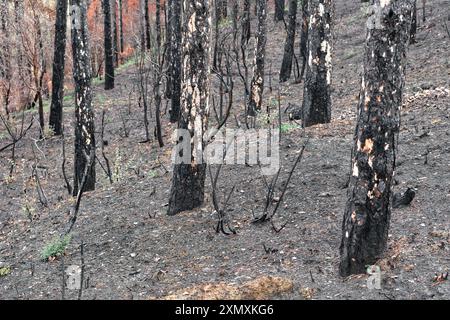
[300,0,333,127]
[340,0,414,277]
[248,0,268,116]
[168,0,211,216]
[71,0,96,195]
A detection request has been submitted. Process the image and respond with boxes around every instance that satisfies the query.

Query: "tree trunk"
[422,0,426,22]
[103,0,115,90]
[274,0,285,21]
[119,0,124,53]
[248,0,268,116]
[71,0,96,195]
[301,0,333,127]
[299,0,308,82]
[49,0,68,136]
[279,0,297,82]
[217,0,227,20]
[168,0,210,216]
[169,0,182,123]
[241,0,251,45]
[339,0,414,277]
[144,0,151,50]
[165,0,173,99]
[410,0,417,44]
[112,0,119,66]
[0,0,10,81]
[156,0,162,48]
[153,0,164,148]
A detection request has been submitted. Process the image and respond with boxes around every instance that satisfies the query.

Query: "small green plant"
[22,201,36,222]
[0,266,11,277]
[95,94,107,105]
[41,235,72,261]
[280,123,300,133]
[219,18,232,29]
[148,169,158,178]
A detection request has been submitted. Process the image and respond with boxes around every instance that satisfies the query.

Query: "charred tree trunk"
[112,0,119,66]
[103,0,115,90]
[168,0,210,216]
[165,0,173,99]
[0,0,10,81]
[339,0,414,277]
[49,0,68,135]
[169,0,182,123]
[422,0,426,22]
[156,0,162,48]
[119,0,124,53]
[299,0,309,82]
[241,0,251,45]
[153,1,164,148]
[216,0,228,20]
[410,0,417,44]
[274,0,285,22]
[248,0,268,116]
[71,0,96,195]
[144,0,151,50]
[300,0,333,127]
[279,0,297,82]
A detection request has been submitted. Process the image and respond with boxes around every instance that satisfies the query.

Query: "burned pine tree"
[102,0,115,90]
[340,0,414,277]
[71,0,96,195]
[241,0,251,45]
[248,0,268,116]
[299,0,309,81]
[49,0,68,136]
[299,0,333,127]
[112,0,119,66]
[155,0,162,49]
[119,0,124,53]
[169,0,182,123]
[216,0,228,20]
[144,0,151,50]
[410,0,417,44]
[279,0,298,82]
[274,0,285,22]
[168,0,210,216]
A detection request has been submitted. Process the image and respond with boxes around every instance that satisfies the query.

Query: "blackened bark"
[274,0,285,21]
[156,0,161,48]
[153,1,164,148]
[112,0,119,66]
[422,0,426,22]
[169,0,182,123]
[248,0,268,116]
[49,0,68,136]
[144,0,151,50]
[71,0,96,195]
[103,0,115,90]
[165,0,173,99]
[119,0,124,53]
[299,0,309,77]
[241,0,251,45]
[0,0,10,80]
[231,0,238,40]
[217,0,228,20]
[279,0,297,82]
[410,0,417,44]
[168,0,210,216]
[340,0,414,277]
[301,0,333,127]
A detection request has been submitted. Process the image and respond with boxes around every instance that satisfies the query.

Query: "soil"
[0,0,449,300]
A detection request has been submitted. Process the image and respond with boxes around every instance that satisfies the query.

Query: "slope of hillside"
[0,0,449,299]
